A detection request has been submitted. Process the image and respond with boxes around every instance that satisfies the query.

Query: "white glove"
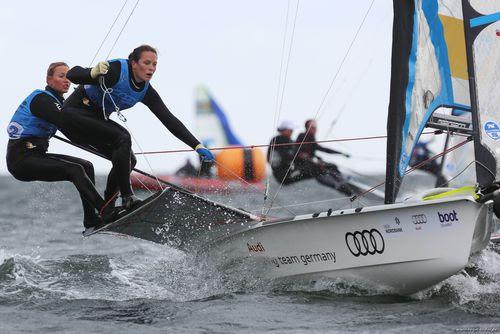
[90,61,110,79]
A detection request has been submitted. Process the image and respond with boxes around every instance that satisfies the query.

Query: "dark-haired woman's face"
[47,65,70,94]
[131,51,157,82]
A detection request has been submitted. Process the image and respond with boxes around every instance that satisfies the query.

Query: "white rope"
[314,0,376,123]
[130,173,155,195]
[212,159,297,216]
[88,0,166,195]
[265,0,301,211]
[89,0,129,67]
[105,0,141,60]
[474,160,497,180]
[125,126,165,193]
[253,195,354,212]
[99,77,119,120]
[265,0,376,214]
[265,0,292,207]
[98,77,164,193]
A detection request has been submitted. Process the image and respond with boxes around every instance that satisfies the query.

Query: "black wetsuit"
[295,132,353,195]
[267,134,304,185]
[61,60,200,201]
[6,86,105,226]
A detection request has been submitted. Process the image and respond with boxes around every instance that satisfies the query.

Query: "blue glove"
[195,144,215,162]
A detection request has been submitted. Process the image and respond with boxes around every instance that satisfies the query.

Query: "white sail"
[386,0,479,201]
[195,85,242,148]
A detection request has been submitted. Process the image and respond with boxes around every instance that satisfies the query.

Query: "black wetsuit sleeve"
[142,85,200,149]
[30,94,64,128]
[316,144,343,155]
[66,61,121,87]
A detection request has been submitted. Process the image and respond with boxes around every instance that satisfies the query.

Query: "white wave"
[276,276,396,296]
[101,245,225,302]
[474,244,500,277]
[414,246,500,302]
[0,248,7,265]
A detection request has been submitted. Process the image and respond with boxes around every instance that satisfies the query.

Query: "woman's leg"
[9,152,106,226]
[48,153,100,224]
[60,107,135,198]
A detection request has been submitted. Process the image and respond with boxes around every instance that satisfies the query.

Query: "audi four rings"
[345,229,385,257]
[411,214,427,224]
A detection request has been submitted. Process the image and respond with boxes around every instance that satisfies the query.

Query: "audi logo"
[345,229,385,257]
[412,214,427,225]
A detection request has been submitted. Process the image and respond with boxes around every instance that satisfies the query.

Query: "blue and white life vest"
[84,58,149,116]
[7,89,59,139]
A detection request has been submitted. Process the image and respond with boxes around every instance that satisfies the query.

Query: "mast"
[384,0,414,204]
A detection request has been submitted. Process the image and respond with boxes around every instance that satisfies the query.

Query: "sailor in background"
[295,119,354,196]
[267,120,303,185]
[60,44,214,211]
[6,62,110,229]
[409,140,448,187]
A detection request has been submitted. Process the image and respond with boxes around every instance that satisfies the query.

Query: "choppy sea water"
[0,175,499,334]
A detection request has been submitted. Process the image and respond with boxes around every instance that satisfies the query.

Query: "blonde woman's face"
[47,66,70,94]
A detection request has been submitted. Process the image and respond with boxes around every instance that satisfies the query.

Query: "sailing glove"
[90,61,110,79]
[195,144,215,162]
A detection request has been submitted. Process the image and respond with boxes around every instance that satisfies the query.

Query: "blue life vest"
[84,58,149,116]
[7,90,60,139]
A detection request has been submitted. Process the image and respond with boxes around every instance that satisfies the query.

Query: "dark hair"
[47,62,68,76]
[128,44,158,62]
[305,119,315,129]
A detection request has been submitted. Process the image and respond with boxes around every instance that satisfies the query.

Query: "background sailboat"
[131,85,266,193]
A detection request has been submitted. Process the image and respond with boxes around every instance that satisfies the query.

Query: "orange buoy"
[216,147,266,181]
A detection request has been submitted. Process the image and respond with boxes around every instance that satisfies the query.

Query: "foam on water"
[411,246,500,309]
[106,246,225,302]
[0,248,7,265]
[0,242,229,304]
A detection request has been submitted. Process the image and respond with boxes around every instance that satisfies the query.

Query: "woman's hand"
[90,61,110,79]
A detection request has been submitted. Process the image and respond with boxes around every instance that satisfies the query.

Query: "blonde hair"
[47,62,68,76]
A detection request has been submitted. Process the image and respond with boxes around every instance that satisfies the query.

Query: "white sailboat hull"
[207,196,493,294]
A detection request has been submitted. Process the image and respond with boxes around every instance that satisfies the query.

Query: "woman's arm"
[66,61,121,87]
[142,85,200,149]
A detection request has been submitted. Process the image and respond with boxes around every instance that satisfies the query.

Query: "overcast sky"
[0,0,394,175]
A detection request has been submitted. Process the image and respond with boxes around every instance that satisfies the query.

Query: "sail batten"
[470,13,500,27]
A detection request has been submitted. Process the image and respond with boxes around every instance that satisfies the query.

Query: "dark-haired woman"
[60,44,214,211]
[6,63,109,229]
